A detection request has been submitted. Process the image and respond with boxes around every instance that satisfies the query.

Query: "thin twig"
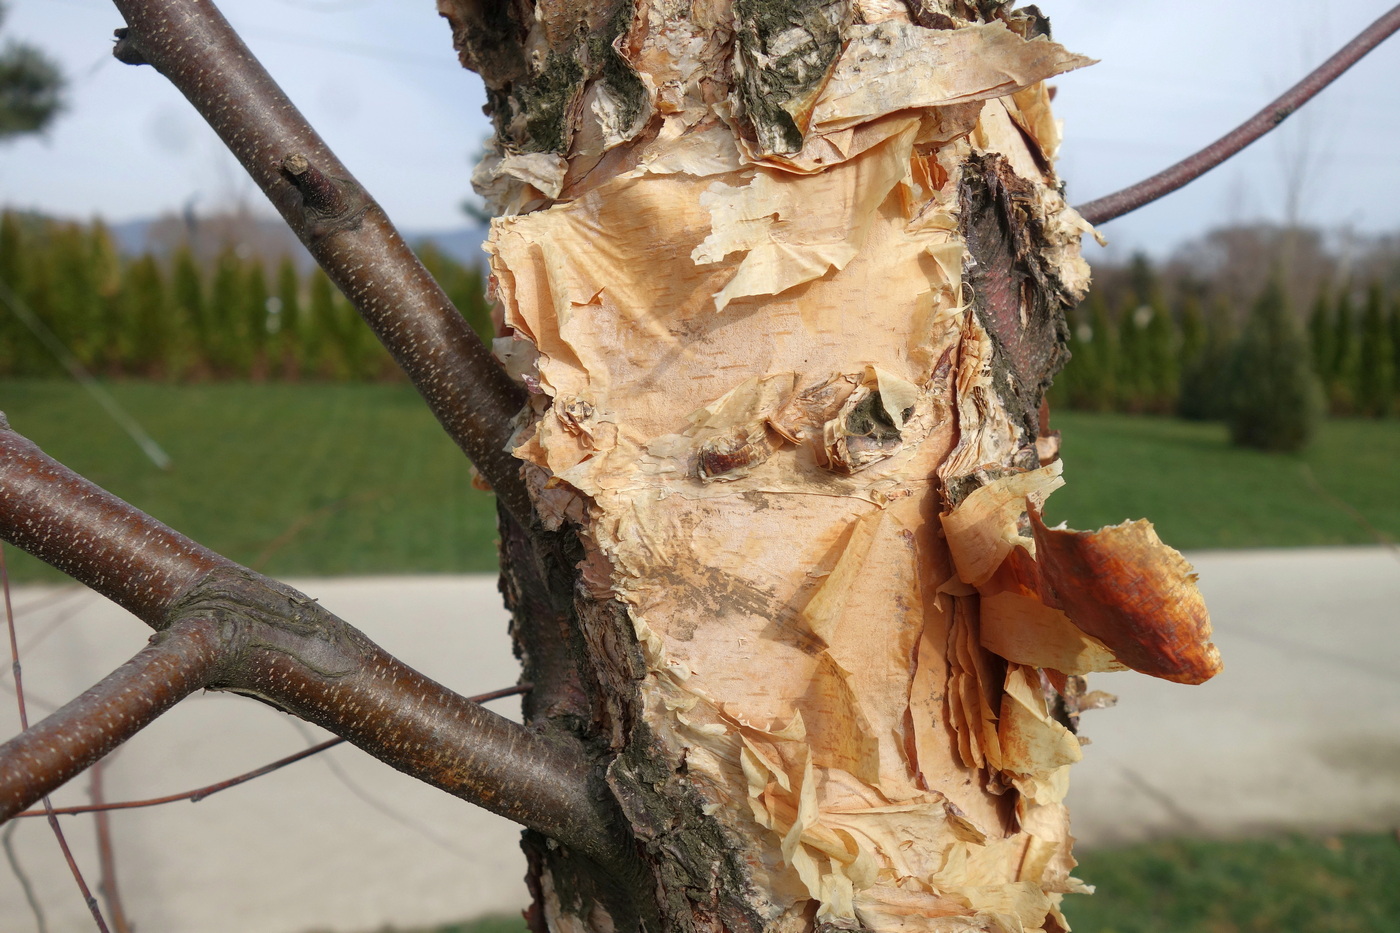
[282,718,479,861]
[89,760,133,933]
[16,740,343,818]
[41,804,109,933]
[1075,4,1400,226]
[3,821,48,933]
[2,545,111,932]
[14,685,531,818]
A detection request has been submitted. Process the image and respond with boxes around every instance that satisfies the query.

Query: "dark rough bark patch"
[440,0,648,155]
[498,508,594,732]
[499,501,777,930]
[437,0,530,90]
[733,0,850,154]
[607,732,770,933]
[958,152,1073,438]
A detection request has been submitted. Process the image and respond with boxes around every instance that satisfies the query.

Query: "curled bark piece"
[1029,506,1223,685]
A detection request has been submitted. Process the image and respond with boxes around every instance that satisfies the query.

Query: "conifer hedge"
[3,212,1398,444]
[0,211,492,382]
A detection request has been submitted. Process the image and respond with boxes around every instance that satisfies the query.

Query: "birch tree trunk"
[437,1,1221,929]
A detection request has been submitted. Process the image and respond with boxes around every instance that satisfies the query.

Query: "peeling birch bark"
[442,1,1219,929]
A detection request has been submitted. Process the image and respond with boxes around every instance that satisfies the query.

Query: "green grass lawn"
[1,383,1397,583]
[1042,412,1400,551]
[366,832,1400,933]
[1062,832,1400,933]
[0,381,500,582]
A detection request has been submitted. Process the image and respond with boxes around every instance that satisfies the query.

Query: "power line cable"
[0,279,171,470]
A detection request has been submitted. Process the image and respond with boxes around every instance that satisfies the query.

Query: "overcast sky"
[2,0,1398,259]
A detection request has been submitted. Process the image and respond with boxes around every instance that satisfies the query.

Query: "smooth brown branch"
[0,421,623,863]
[1075,4,1400,226]
[13,684,531,818]
[0,617,226,822]
[0,415,231,622]
[162,565,620,863]
[109,0,532,525]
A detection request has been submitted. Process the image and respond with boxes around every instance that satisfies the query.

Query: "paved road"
[1,548,1397,932]
[1066,547,1400,847]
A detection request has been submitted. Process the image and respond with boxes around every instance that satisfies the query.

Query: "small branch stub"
[111,27,148,66]
[279,152,368,239]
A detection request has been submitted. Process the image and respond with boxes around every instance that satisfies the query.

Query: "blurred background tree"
[0,1,63,143]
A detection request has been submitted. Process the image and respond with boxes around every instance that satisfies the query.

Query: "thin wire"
[0,279,171,470]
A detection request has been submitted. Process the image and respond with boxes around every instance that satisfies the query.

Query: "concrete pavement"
[1,548,1397,932]
[1065,546,1400,847]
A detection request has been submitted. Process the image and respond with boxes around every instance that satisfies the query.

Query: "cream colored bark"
[457,2,1220,929]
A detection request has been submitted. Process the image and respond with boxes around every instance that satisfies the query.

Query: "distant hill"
[106,213,490,269]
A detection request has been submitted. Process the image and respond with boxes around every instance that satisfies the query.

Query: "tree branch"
[13,685,528,818]
[0,419,624,864]
[0,415,229,621]
[0,617,225,822]
[108,0,532,524]
[1075,4,1400,226]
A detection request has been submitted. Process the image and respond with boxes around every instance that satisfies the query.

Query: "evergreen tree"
[1126,251,1157,308]
[336,287,385,381]
[0,2,65,142]
[1329,288,1357,413]
[307,268,343,379]
[1083,292,1118,411]
[170,247,207,378]
[87,220,123,373]
[274,256,302,379]
[44,224,96,366]
[17,221,61,377]
[1141,300,1178,414]
[1116,299,1149,411]
[1225,280,1324,452]
[1175,293,1205,417]
[1356,282,1394,417]
[0,210,19,374]
[244,259,270,378]
[124,254,169,377]
[208,248,247,376]
[1178,294,1206,373]
[1307,287,1333,385]
[1179,295,1236,421]
[1389,294,1400,411]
